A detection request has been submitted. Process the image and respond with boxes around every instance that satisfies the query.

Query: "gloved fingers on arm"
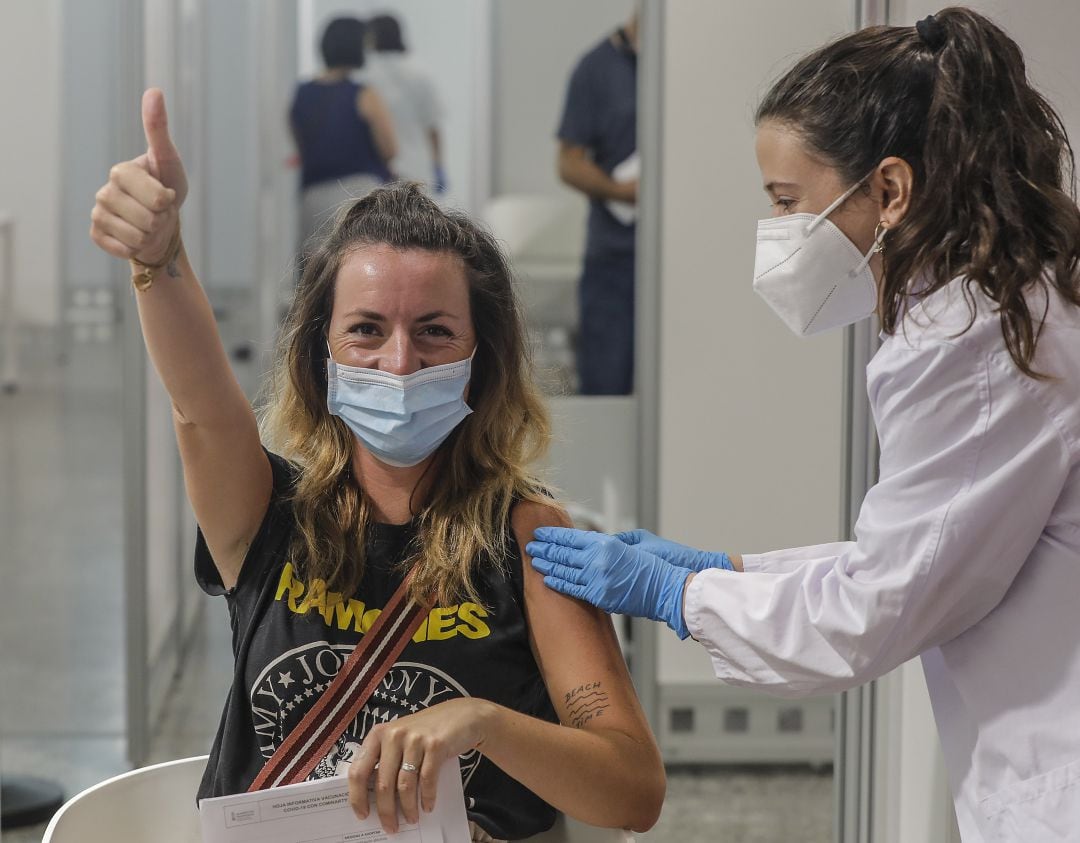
[530,556,587,585]
[531,526,601,549]
[526,541,588,568]
[542,575,588,602]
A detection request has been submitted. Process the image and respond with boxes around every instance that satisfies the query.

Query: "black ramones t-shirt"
[195,451,559,840]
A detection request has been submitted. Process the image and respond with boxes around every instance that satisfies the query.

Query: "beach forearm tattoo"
[564,681,610,729]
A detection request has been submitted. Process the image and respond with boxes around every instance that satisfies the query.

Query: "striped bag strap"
[248,575,429,791]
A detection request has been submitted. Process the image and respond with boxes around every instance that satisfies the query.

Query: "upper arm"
[556,60,596,149]
[358,87,397,160]
[513,501,657,745]
[175,408,273,591]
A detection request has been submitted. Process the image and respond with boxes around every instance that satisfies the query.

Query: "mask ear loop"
[805,178,869,234]
[850,222,888,276]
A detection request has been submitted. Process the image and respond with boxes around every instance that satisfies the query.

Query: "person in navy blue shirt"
[556,13,638,395]
[290,17,397,259]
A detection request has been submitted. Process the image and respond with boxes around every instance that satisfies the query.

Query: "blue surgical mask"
[326,349,474,468]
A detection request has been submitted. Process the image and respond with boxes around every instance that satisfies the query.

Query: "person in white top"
[527,8,1080,841]
[360,14,445,192]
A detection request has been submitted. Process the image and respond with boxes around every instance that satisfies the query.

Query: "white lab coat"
[684,278,1080,841]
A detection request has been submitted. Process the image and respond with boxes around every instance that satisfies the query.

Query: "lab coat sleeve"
[741,542,854,574]
[684,339,1072,697]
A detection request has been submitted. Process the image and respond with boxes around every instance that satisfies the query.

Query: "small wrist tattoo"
[165,260,181,279]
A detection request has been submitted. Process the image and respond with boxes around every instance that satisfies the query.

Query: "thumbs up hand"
[141,87,188,207]
[90,88,186,266]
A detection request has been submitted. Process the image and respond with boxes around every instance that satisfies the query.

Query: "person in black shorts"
[89,89,664,842]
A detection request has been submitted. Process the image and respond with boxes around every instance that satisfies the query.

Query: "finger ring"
[400,761,419,774]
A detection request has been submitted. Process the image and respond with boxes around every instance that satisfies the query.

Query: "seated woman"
[89,89,664,842]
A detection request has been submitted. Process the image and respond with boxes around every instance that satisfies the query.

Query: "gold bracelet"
[130,224,182,292]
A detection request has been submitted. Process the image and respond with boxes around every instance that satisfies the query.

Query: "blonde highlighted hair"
[260,183,552,604]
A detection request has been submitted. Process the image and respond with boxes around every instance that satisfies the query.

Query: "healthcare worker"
[527,8,1080,841]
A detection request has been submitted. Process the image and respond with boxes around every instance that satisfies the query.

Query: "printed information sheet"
[199,761,470,843]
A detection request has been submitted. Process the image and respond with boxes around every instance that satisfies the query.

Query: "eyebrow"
[764,181,800,193]
[342,309,460,323]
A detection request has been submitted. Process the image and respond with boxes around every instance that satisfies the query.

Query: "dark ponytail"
[756,7,1080,378]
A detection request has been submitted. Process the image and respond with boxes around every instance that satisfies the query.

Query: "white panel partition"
[0,0,61,327]
[649,0,853,766]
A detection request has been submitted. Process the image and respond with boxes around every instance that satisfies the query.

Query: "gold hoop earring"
[873,221,888,255]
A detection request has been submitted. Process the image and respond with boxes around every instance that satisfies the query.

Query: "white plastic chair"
[480,194,587,265]
[42,755,633,842]
[42,756,204,843]
[481,194,586,328]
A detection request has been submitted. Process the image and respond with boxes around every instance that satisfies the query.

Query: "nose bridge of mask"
[327,348,474,388]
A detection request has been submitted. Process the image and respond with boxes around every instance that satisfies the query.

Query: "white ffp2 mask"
[752,180,883,337]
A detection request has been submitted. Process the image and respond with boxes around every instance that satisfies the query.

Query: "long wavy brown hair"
[261,183,552,604]
[756,7,1080,377]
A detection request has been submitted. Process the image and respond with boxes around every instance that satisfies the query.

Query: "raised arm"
[89,88,271,590]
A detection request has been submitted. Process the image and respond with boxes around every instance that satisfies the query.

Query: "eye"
[349,322,381,336]
[772,198,797,213]
[420,325,453,338]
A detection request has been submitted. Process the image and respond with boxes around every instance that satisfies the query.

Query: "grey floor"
[0,322,831,842]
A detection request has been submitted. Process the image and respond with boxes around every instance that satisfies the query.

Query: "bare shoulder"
[512,497,613,637]
[511,497,572,552]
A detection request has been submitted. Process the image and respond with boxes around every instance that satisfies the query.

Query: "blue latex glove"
[433,165,447,194]
[616,529,734,573]
[527,527,694,639]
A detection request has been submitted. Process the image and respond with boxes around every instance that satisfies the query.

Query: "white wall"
[492,0,633,198]
[654,0,853,683]
[203,0,259,290]
[0,0,61,325]
[60,0,122,295]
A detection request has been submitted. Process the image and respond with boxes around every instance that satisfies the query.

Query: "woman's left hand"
[346,697,492,833]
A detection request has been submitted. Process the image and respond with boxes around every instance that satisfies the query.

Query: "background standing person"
[556,12,638,396]
[360,13,446,193]
[290,16,397,260]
